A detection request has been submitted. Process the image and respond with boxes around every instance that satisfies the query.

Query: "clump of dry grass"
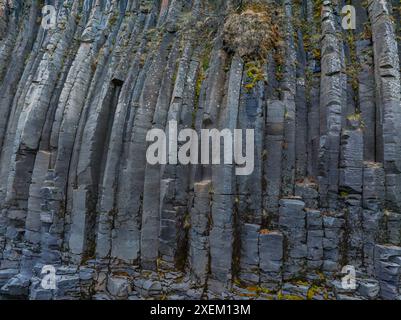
[223,3,283,60]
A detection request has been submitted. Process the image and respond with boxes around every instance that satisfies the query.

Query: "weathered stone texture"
[0,0,400,300]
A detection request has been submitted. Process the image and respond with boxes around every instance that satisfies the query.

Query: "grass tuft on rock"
[223,3,283,60]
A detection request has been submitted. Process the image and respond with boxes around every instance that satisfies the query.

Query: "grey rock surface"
[0,0,400,300]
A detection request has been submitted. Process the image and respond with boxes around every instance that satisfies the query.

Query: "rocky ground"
[0,0,401,300]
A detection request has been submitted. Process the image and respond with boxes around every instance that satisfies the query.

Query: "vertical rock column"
[322,214,345,274]
[264,100,285,226]
[96,11,152,261]
[278,199,306,280]
[362,162,385,274]
[1,0,79,280]
[39,170,63,266]
[189,181,211,287]
[294,3,308,180]
[357,38,376,161]
[158,41,195,269]
[0,0,8,40]
[318,0,345,209]
[208,55,243,293]
[368,0,401,211]
[22,151,51,272]
[239,224,260,285]
[236,74,264,225]
[112,31,176,264]
[0,0,40,154]
[70,2,134,263]
[50,1,110,263]
[281,0,297,196]
[237,63,265,286]
[141,36,180,270]
[68,187,91,263]
[339,120,364,267]
[259,230,284,291]
[159,180,186,269]
[339,124,364,195]
[305,0,321,178]
[158,0,170,26]
[306,209,323,273]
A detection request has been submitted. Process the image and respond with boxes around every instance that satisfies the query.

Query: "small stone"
[357,279,380,299]
[107,277,131,298]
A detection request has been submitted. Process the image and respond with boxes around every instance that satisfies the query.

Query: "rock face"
[0,0,401,300]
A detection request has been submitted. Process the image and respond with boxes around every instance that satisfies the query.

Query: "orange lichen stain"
[246,286,259,292]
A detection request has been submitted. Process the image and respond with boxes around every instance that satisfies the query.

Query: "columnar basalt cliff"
[0,0,401,300]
